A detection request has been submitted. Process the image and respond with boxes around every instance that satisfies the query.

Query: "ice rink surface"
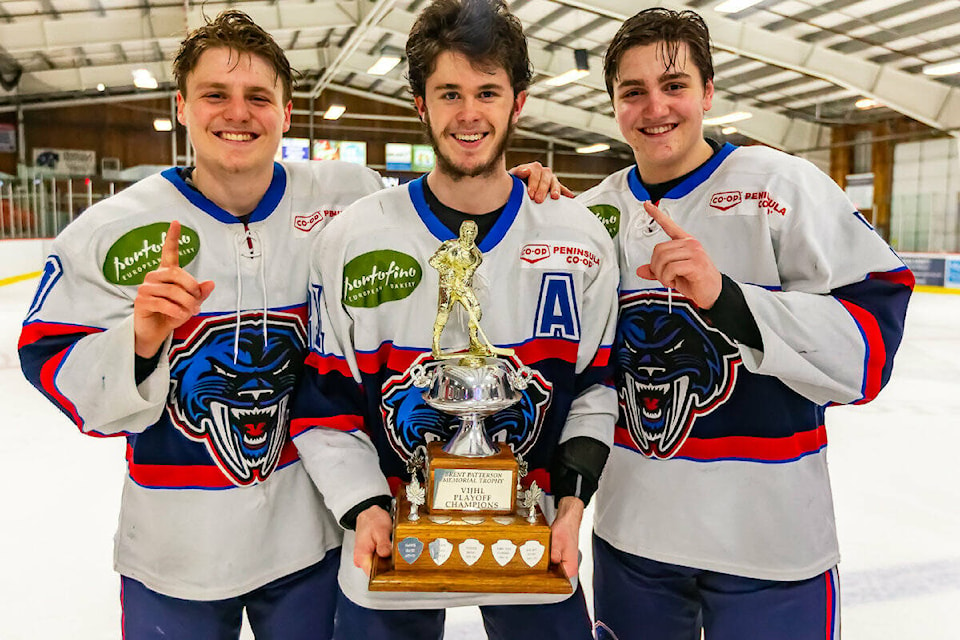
[2,277,957,639]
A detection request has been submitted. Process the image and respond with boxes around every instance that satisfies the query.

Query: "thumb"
[199,280,216,302]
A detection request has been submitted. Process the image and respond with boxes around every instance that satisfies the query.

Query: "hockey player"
[289,1,619,638]
[577,8,914,639]
[16,11,388,639]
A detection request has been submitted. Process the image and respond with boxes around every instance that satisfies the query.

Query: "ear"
[282,100,293,133]
[414,95,427,122]
[702,78,714,113]
[176,91,187,126]
[511,90,527,124]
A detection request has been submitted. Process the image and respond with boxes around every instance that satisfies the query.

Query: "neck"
[426,164,513,214]
[192,162,275,217]
[635,138,714,185]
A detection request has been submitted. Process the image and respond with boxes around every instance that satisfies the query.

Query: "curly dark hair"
[604,8,714,98]
[173,10,296,103]
[406,0,533,99]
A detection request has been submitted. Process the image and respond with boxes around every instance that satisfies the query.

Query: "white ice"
[2,278,957,639]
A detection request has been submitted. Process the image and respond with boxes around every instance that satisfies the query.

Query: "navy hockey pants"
[334,582,594,640]
[120,547,340,640]
[592,534,840,640]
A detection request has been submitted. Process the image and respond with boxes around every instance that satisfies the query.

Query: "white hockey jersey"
[291,175,619,608]
[577,143,913,581]
[19,161,382,599]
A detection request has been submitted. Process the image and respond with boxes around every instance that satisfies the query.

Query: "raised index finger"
[160,221,182,269]
[643,201,690,240]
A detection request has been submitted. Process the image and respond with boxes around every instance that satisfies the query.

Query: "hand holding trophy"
[367,221,572,594]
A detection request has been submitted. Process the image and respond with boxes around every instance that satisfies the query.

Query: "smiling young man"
[289,1,618,638]
[18,11,387,640]
[577,8,914,639]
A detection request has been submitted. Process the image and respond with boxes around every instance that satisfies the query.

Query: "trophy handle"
[509,365,533,390]
[409,361,441,387]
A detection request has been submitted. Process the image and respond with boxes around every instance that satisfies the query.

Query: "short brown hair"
[604,8,714,98]
[406,0,533,99]
[173,10,296,103]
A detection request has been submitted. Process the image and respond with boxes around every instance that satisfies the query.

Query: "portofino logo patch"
[587,204,621,238]
[102,222,199,285]
[342,250,422,308]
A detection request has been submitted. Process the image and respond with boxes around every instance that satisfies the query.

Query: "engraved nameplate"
[458,538,484,566]
[429,538,453,566]
[491,539,517,566]
[432,468,513,511]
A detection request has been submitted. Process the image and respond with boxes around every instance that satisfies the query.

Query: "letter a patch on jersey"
[534,273,580,340]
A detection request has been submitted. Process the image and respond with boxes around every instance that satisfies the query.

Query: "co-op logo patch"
[520,242,600,270]
[709,191,742,211]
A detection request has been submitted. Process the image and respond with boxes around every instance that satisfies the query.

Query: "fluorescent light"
[576,143,610,154]
[855,98,880,110]
[922,59,960,76]
[714,0,762,13]
[721,126,738,135]
[703,111,752,126]
[323,104,346,120]
[546,49,590,87]
[132,68,158,90]
[545,69,590,87]
[367,54,402,76]
[153,118,173,132]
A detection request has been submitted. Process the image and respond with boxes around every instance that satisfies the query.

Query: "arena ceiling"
[1,0,959,154]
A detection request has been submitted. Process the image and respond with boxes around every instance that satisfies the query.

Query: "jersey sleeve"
[290,222,392,522]
[18,235,171,437]
[558,215,620,449]
[737,168,913,406]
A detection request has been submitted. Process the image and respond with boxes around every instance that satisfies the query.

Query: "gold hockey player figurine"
[429,220,513,363]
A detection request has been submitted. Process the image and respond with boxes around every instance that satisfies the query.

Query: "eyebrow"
[193,81,275,94]
[432,82,505,92]
[617,71,693,89]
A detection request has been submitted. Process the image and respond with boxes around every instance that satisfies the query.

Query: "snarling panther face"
[381,355,551,461]
[616,296,739,458]
[168,314,306,485]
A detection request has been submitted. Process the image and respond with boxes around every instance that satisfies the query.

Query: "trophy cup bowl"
[423,359,521,457]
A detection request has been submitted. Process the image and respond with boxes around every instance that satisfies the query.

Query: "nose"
[223,95,250,122]
[457,96,482,122]
[643,90,670,119]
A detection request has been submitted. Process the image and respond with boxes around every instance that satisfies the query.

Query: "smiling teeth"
[221,132,254,141]
[644,125,674,135]
[455,133,484,141]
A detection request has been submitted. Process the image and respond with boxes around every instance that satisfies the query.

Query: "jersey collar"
[161,162,287,224]
[628,142,737,202]
[407,175,524,252]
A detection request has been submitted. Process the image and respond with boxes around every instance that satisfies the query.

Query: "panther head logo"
[616,295,740,458]
[381,354,552,461]
[168,313,306,486]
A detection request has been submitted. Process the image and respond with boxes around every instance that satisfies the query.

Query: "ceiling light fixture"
[703,111,752,126]
[96,83,105,92]
[922,59,960,76]
[714,0,763,14]
[132,68,158,90]
[323,104,346,120]
[367,48,403,76]
[153,118,173,132]
[855,98,880,110]
[545,49,590,87]
[576,142,610,154]
[721,126,738,135]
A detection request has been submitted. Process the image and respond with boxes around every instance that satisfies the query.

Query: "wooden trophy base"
[368,490,572,593]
